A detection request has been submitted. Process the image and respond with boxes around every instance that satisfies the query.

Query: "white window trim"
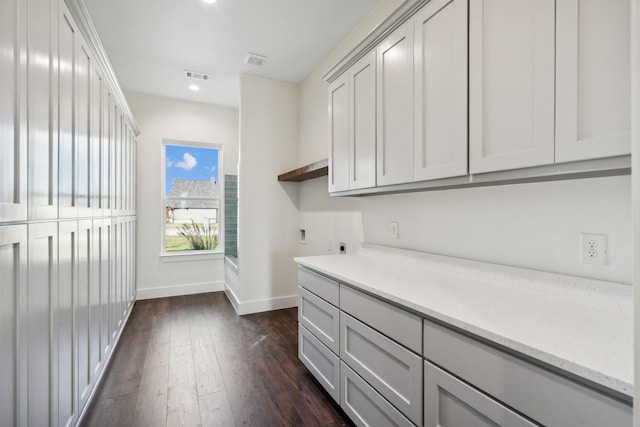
[161,139,224,260]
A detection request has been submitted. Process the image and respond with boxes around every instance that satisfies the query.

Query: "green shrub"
[177,220,219,251]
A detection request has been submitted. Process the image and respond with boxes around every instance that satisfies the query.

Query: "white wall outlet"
[390,221,399,239]
[328,239,334,252]
[299,229,306,245]
[580,233,607,265]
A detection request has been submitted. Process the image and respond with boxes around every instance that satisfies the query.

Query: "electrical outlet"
[580,233,607,265]
[328,239,334,252]
[339,242,346,254]
[390,221,399,239]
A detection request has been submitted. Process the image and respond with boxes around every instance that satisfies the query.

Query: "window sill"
[159,251,224,263]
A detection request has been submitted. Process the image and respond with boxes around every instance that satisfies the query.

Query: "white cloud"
[166,159,175,167]
[174,153,197,171]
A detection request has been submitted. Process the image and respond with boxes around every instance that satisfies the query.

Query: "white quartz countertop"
[294,244,632,398]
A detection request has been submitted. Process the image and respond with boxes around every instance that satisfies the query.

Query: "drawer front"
[298,267,339,306]
[423,320,632,427]
[299,324,340,402]
[298,286,340,354]
[341,312,422,425]
[341,362,414,427]
[424,361,537,427]
[340,284,422,353]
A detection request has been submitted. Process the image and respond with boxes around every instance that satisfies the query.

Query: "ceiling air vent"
[245,53,267,66]
[184,70,209,81]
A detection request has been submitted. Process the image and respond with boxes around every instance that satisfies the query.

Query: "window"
[162,140,222,255]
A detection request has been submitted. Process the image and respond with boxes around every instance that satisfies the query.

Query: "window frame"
[160,139,224,260]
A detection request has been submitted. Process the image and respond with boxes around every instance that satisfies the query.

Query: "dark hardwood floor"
[81,292,353,427]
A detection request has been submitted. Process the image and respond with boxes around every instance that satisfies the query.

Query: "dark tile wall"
[224,175,238,258]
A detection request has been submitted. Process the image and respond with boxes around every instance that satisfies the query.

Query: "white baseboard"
[137,281,225,300]
[224,283,298,315]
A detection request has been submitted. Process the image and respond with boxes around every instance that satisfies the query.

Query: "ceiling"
[83,0,386,107]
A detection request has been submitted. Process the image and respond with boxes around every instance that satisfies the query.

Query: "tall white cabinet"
[0,0,139,426]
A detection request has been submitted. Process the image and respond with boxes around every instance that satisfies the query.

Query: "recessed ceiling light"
[202,0,217,3]
[188,84,200,92]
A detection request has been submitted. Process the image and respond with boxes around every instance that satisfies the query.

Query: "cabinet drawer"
[298,286,340,355]
[424,361,536,427]
[298,267,339,306]
[340,284,422,353]
[341,313,422,425]
[341,362,414,427]
[424,320,631,427]
[299,324,340,402]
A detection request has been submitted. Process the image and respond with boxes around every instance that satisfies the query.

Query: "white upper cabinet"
[328,51,377,193]
[350,51,377,190]
[469,0,555,174]
[376,20,415,186]
[413,0,468,181]
[328,74,350,192]
[555,0,630,162]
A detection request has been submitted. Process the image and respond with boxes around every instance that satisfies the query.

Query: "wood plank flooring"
[81,292,353,427]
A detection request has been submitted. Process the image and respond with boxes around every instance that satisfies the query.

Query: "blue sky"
[165,145,219,195]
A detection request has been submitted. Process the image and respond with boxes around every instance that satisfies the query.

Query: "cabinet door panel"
[299,286,340,354]
[27,222,57,427]
[59,10,77,218]
[28,0,58,220]
[329,75,350,192]
[377,21,414,186]
[91,220,102,380]
[299,325,340,402]
[102,90,112,216]
[90,66,103,216]
[298,267,340,306]
[469,0,555,173]
[77,43,92,217]
[58,220,77,427]
[341,362,414,427]
[350,51,376,190]
[100,220,112,359]
[341,312,422,425]
[78,220,92,410]
[424,361,537,427]
[0,0,27,222]
[556,0,630,161]
[0,225,27,427]
[414,0,468,181]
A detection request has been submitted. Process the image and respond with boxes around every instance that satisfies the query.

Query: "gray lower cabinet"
[423,320,632,427]
[340,312,423,425]
[299,286,340,354]
[424,361,537,427]
[298,324,340,401]
[341,362,414,427]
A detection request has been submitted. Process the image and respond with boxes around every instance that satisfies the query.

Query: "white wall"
[127,91,239,298]
[229,75,300,314]
[297,2,633,285]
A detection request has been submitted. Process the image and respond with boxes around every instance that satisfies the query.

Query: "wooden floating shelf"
[278,158,329,182]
